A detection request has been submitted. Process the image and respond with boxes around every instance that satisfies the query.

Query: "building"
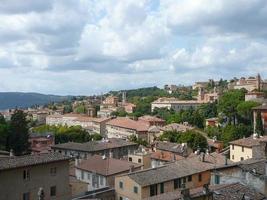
[120,103,136,114]
[75,155,142,191]
[0,153,70,200]
[151,98,204,112]
[205,118,219,127]
[0,150,9,159]
[245,92,265,102]
[103,96,119,107]
[128,150,152,169]
[46,114,111,136]
[106,117,150,140]
[197,87,219,103]
[253,104,267,133]
[228,74,267,92]
[138,115,166,127]
[211,158,267,196]
[52,138,139,159]
[151,141,192,168]
[115,152,228,200]
[29,133,54,154]
[229,135,267,162]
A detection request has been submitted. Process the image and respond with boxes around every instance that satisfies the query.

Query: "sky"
[0,0,267,95]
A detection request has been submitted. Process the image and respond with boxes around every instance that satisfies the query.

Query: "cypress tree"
[256,111,264,135]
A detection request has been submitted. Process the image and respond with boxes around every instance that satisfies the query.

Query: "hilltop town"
[1,74,267,199]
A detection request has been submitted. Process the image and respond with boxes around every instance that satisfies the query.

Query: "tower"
[122,91,127,104]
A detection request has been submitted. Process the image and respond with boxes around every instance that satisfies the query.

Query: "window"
[188,175,192,182]
[23,192,30,200]
[174,178,181,189]
[160,183,164,194]
[50,167,57,176]
[150,184,158,196]
[134,186,138,194]
[198,174,202,182]
[214,175,220,184]
[129,157,132,162]
[119,181,123,189]
[242,146,244,152]
[23,169,30,181]
[100,176,104,185]
[138,159,142,163]
[240,157,244,161]
[232,155,234,160]
[81,171,84,179]
[119,197,123,200]
[50,186,56,197]
[232,145,234,150]
[87,173,90,180]
[182,177,186,184]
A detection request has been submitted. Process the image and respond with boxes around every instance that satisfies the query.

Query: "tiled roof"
[160,123,193,132]
[76,155,142,176]
[143,183,267,200]
[229,136,267,147]
[106,117,149,132]
[155,141,189,155]
[138,115,165,122]
[0,153,69,171]
[51,138,137,152]
[150,151,184,162]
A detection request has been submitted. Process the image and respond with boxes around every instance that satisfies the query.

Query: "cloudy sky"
[1,0,267,95]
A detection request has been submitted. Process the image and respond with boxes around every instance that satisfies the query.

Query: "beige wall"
[128,153,151,169]
[0,161,70,200]
[115,176,141,200]
[230,144,252,162]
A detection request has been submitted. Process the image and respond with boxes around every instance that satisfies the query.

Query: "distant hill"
[0,92,71,110]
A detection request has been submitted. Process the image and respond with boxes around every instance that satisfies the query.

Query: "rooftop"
[127,152,227,186]
[76,155,142,176]
[154,141,189,155]
[106,117,149,132]
[138,115,165,123]
[152,98,204,104]
[143,183,266,200]
[51,138,137,152]
[229,136,267,147]
[0,153,69,171]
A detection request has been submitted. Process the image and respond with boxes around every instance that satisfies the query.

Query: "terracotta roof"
[161,123,193,132]
[106,117,149,132]
[0,153,69,171]
[138,115,165,123]
[51,138,137,152]
[150,151,184,162]
[229,136,267,147]
[76,155,142,176]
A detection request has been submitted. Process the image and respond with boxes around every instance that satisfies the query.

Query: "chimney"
[9,149,14,157]
[203,184,210,195]
[129,165,135,173]
[180,188,190,200]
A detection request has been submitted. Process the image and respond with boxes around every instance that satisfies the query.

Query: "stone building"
[0,153,70,200]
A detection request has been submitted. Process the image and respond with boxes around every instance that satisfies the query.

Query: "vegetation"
[0,114,9,151]
[159,130,208,151]
[128,135,148,146]
[32,124,102,144]
[255,112,264,135]
[8,110,30,155]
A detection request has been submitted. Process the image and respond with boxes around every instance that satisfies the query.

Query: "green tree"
[237,101,259,125]
[8,110,30,155]
[0,114,8,150]
[177,130,208,151]
[255,112,264,135]
[218,90,245,125]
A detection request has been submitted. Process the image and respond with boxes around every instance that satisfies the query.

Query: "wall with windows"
[115,176,141,200]
[0,160,70,200]
[230,144,252,162]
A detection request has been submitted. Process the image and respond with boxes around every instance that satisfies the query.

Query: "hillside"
[0,92,71,110]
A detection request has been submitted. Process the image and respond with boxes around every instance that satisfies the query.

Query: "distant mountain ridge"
[0,92,71,110]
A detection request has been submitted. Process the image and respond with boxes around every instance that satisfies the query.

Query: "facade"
[211,159,267,196]
[229,135,267,162]
[0,153,70,200]
[151,98,204,112]
[75,155,142,191]
[253,104,267,133]
[106,117,149,140]
[115,152,228,200]
[46,113,111,136]
[103,96,119,107]
[52,138,139,159]
[245,92,265,102]
[128,151,152,169]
